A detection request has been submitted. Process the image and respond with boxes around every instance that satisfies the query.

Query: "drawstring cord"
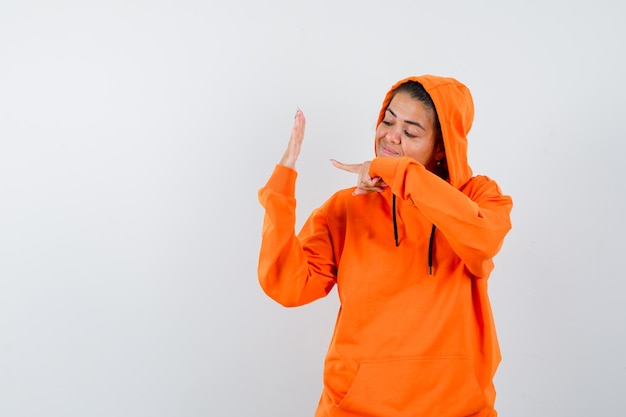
[392,194,436,274]
[392,194,399,246]
[428,224,436,275]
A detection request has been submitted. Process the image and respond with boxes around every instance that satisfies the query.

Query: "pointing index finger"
[330,159,361,174]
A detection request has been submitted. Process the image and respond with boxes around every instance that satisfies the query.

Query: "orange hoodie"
[258,75,513,417]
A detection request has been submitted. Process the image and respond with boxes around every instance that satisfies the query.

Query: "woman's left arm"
[370,156,513,278]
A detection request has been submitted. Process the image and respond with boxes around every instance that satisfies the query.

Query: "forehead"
[387,92,434,127]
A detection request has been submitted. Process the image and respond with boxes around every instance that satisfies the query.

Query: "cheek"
[403,142,432,162]
[400,142,414,156]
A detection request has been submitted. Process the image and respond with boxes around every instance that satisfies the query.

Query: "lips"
[379,143,399,157]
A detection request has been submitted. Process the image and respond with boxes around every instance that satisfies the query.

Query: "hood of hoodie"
[375,75,474,189]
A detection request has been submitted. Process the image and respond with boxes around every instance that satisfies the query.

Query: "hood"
[375,75,474,189]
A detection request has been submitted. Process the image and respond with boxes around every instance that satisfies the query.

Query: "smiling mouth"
[380,144,398,156]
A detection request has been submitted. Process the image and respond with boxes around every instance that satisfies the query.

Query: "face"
[376,91,444,171]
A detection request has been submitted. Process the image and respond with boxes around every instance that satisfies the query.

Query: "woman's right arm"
[257,110,337,307]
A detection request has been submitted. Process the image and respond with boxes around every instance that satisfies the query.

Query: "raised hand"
[330,159,388,196]
[280,109,306,169]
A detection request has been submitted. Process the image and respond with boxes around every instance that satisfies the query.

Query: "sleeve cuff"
[370,157,401,183]
[263,164,298,196]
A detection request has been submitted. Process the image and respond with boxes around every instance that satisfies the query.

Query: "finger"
[330,159,361,174]
[352,186,385,196]
[371,177,388,187]
[353,179,386,194]
[365,184,386,192]
[352,187,369,196]
[290,109,306,143]
[360,175,381,187]
[280,109,306,168]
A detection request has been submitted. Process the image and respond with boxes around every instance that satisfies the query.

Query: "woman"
[258,75,513,417]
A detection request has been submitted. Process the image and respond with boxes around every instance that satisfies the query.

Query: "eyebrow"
[386,108,426,131]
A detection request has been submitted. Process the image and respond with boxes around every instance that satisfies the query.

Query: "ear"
[435,143,446,161]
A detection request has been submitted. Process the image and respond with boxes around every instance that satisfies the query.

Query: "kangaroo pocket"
[334,356,486,417]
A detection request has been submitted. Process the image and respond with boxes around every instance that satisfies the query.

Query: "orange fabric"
[258,75,513,417]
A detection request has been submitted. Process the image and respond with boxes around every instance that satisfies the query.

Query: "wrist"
[280,154,296,169]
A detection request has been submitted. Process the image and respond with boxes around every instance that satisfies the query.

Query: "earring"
[436,159,442,166]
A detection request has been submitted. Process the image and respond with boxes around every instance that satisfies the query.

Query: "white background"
[1,1,624,416]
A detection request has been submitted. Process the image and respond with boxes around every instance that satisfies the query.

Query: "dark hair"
[392,81,441,139]
[392,81,447,179]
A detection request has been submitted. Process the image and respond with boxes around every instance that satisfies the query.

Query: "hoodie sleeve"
[370,157,512,278]
[257,164,337,307]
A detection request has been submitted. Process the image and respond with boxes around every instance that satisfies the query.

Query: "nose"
[386,129,401,144]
